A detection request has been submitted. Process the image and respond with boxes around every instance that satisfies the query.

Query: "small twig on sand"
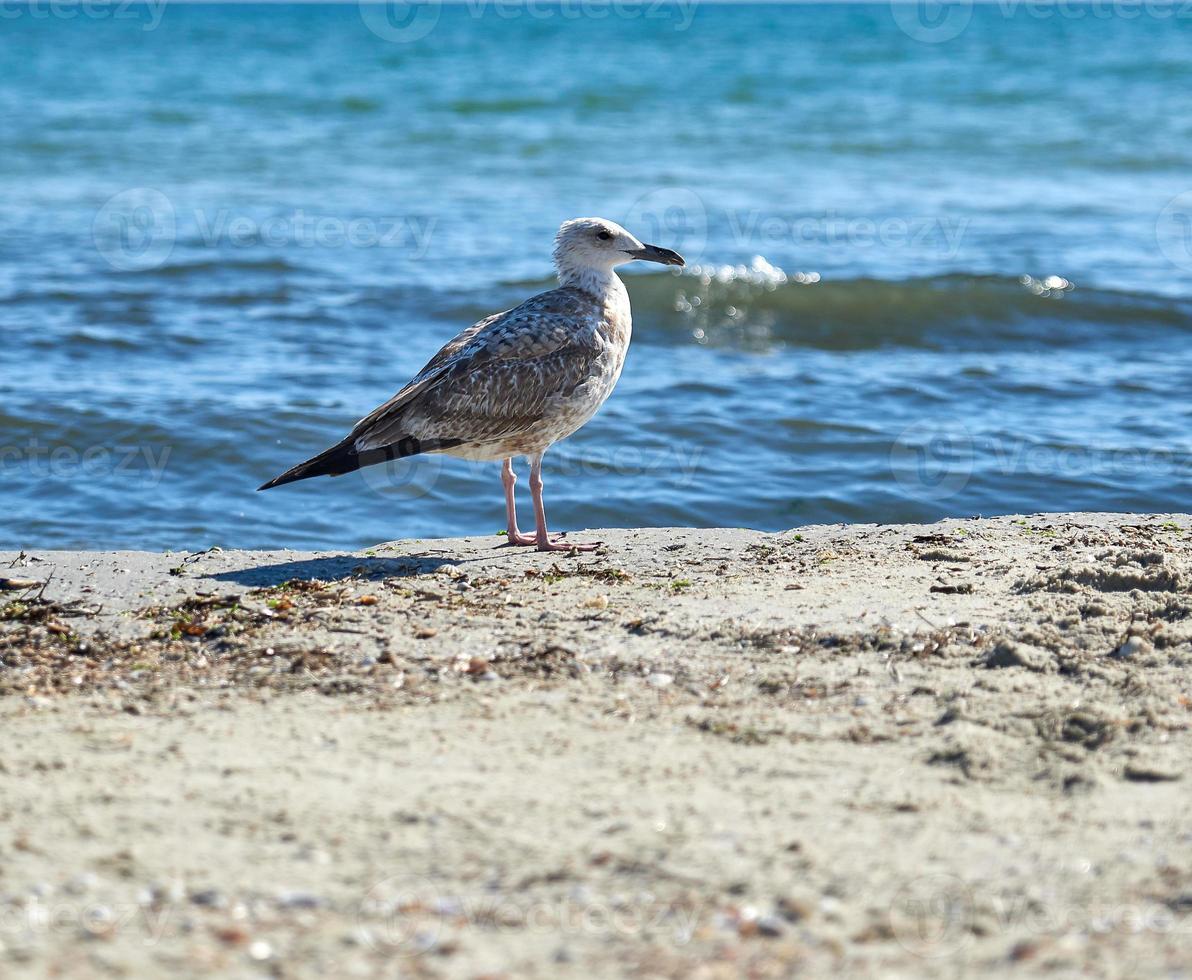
[34,573,55,603]
[913,607,939,630]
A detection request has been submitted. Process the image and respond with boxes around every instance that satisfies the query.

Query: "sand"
[1,513,1190,978]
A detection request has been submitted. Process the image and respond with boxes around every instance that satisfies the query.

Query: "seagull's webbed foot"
[536,535,602,553]
[500,531,538,547]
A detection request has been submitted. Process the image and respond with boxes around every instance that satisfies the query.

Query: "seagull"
[259,217,684,552]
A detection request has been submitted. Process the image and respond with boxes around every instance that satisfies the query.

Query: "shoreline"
[2,513,1190,976]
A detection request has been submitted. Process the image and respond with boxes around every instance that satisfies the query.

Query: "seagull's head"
[553,217,684,284]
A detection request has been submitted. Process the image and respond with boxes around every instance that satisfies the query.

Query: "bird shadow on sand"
[207,554,463,588]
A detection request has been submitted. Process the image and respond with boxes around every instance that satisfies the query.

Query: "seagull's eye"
[596,230,612,241]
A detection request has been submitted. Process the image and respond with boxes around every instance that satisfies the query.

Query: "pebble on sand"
[1114,635,1151,659]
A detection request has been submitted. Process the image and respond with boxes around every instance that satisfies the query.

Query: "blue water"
[1,3,1190,550]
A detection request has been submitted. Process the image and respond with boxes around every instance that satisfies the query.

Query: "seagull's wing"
[351,287,605,452]
[345,312,503,436]
[256,288,605,491]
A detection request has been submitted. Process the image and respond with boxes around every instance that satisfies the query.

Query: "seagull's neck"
[557,263,628,308]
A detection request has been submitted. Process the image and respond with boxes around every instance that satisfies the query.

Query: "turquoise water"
[1,3,1190,549]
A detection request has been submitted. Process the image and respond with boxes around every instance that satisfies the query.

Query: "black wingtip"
[258,435,465,493]
[258,470,295,491]
[257,468,307,492]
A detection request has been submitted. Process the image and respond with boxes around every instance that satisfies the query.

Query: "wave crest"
[624,267,1191,351]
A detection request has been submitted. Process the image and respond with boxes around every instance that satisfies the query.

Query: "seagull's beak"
[626,243,685,267]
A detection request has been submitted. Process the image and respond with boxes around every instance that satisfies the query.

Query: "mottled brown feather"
[350,286,619,458]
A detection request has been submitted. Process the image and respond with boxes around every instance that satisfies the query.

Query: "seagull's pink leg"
[500,458,536,546]
[528,452,601,553]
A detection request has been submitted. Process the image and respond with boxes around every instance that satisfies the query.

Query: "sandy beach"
[2,512,1190,977]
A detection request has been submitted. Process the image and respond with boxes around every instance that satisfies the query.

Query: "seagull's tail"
[257,436,462,491]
